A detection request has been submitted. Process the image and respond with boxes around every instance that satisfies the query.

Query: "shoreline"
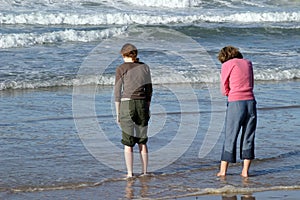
[183,189,300,200]
[2,184,300,199]
[176,185,300,200]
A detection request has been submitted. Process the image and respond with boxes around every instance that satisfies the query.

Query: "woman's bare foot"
[217,161,229,177]
[241,159,251,178]
[216,172,226,177]
[240,171,249,178]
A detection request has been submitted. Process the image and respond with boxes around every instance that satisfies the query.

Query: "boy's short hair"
[120,43,137,55]
[120,43,139,62]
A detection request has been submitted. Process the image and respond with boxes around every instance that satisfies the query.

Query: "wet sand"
[178,189,300,200]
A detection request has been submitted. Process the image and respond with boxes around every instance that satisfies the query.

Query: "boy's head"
[121,43,138,56]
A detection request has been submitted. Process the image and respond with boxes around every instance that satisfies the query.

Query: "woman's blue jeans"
[221,100,257,163]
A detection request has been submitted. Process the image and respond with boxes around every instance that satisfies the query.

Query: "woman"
[217,46,257,178]
[114,43,152,178]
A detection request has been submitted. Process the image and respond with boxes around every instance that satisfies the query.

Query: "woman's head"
[120,43,139,62]
[218,46,243,63]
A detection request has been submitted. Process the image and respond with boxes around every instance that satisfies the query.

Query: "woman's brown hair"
[218,46,243,63]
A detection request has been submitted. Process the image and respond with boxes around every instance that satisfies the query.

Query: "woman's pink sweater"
[220,58,255,102]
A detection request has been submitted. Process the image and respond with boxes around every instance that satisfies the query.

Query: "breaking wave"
[1,68,299,91]
[0,11,299,26]
[0,26,127,48]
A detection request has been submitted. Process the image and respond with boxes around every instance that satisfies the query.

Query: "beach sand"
[3,185,300,200]
[181,189,300,200]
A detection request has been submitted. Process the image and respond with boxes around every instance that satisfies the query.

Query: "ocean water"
[0,0,300,199]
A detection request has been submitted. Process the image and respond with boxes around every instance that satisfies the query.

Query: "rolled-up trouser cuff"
[241,149,255,160]
[221,151,237,163]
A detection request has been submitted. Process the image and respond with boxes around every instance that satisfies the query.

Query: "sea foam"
[0,26,127,48]
[1,68,299,91]
[1,11,299,26]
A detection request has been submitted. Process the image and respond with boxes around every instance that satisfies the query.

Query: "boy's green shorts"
[120,99,150,147]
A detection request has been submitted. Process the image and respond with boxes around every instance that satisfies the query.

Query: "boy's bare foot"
[140,172,148,176]
[125,173,134,179]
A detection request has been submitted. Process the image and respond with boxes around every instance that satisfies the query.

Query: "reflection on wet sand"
[125,175,150,199]
[222,194,255,200]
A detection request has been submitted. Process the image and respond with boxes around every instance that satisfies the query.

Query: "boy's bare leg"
[241,159,251,177]
[124,145,134,178]
[217,161,229,177]
[139,144,148,175]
